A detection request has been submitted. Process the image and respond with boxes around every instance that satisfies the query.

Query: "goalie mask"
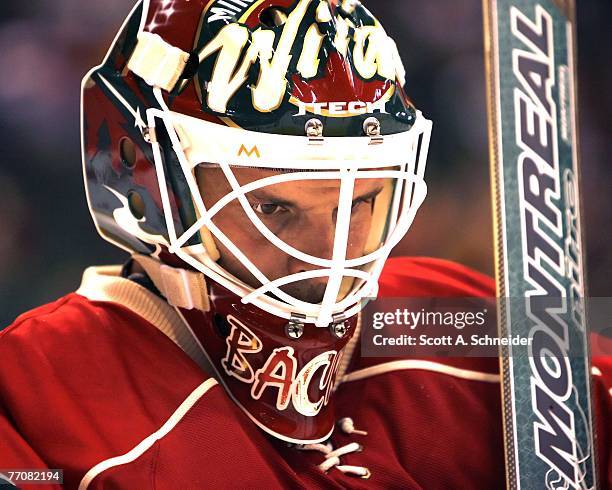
[81,0,432,443]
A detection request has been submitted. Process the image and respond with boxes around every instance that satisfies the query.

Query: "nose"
[285,214,336,279]
[280,212,359,305]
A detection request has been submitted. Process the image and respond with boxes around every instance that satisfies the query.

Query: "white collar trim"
[76,265,209,371]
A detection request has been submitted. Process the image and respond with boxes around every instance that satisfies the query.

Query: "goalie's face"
[197,166,386,304]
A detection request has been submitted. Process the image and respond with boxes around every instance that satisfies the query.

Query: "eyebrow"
[249,186,384,208]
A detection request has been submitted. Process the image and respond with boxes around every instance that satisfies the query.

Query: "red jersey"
[1,257,610,489]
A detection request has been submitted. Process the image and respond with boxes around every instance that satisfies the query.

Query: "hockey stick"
[482,0,597,488]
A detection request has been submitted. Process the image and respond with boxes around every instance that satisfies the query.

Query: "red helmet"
[81,0,432,443]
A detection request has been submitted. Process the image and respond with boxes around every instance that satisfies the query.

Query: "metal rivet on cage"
[286,314,307,340]
[330,313,349,339]
[305,118,324,138]
[363,117,381,136]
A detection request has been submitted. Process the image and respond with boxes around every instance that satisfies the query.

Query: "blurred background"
[0,0,610,327]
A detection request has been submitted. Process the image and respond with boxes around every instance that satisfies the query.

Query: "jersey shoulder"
[379,256,495,298]
[0,291,208,411]
[3,292,184,365]
[0,284,226,486]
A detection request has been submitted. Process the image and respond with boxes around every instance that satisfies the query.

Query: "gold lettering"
[197,1,401,114]
[251,0,311,112]
[353,26,396,81]
[238,144,261,158]
[198,23,252,113]
[297,24,325,79]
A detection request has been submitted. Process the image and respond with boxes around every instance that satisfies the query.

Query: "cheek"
[347,210,374,251]
[209,205,286,274]
[206,200,249,236]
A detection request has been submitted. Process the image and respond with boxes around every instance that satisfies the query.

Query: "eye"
[252,202,287,216]
[352,196,376,212]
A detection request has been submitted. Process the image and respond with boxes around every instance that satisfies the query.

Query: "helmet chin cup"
[180,276,358,444]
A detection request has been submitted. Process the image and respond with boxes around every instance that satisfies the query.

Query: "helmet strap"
[132,254,210,312]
